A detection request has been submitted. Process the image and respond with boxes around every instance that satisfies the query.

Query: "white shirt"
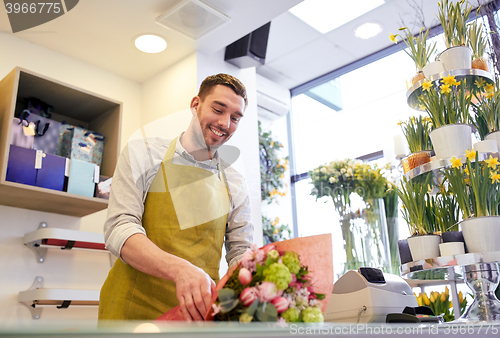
[103,134,254,268]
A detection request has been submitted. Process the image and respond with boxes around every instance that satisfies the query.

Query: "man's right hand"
[173,262,217,321]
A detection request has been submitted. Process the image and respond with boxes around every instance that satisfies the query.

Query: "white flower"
[340,168,347,174]
[328,177,336,184]
[320,167,327,174]
[346,168,353,177]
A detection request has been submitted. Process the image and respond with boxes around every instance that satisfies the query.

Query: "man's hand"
[174,263,217,321]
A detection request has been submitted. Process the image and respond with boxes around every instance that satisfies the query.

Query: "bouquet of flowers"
[156,234,333,323]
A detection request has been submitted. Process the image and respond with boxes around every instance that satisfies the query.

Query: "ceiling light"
[156,0,230,40]
[134,35,167,53]
[289,0,385,34]
[354,22,383,39]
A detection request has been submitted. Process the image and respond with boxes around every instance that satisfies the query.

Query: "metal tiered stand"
[400,68,500,322]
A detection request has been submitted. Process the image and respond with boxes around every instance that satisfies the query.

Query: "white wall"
[0,32,142,325]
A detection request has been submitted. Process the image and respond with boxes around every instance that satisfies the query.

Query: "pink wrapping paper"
[155,234,333,322]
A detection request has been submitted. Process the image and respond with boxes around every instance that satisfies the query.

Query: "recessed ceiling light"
[355,22,383,39]
[289,0,385,34]
[134,34,167,53]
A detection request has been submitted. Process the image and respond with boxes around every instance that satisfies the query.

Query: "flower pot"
[460,216,500,253]
[407,234,441,261]
[411,71,425,86]
[429,124,472,160]
[471,57,488,72]
[423,61,445,78]
[473,139,498,153]
[398,239,413,264]
[406,150,433,171]
[441,230,465,244]
[437,46,472,71]
[439,242,465,257]
[485,131,500,155]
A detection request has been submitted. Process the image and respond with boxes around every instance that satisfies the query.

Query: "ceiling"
[0,0,487,89]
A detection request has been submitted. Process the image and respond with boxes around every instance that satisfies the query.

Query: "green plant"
[467,11,487,59]
[262,215,291,245]
[444,150,500,219]
[398,115,433,153]
[418,75,473,128]
[430,185,460,233]
[472,81,500,139]
[390,27,436,72]
[259,121,288,204]
[438,0,473,48]
[392,174,433,235]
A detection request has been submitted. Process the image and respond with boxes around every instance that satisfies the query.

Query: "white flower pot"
[485,131,500,154]
[438,46,472,71]
[460,216,500,253]
[429,124,472,160]
[407,234,441,261]
[473,139,498,153]
[439,242,465,257]
[423,61,445,78]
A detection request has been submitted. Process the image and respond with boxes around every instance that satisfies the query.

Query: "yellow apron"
[99,138,229,320]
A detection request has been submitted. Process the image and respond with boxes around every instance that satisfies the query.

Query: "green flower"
[281,307,300,322]
[267,249,279,260]
[302,306,324,323]
[263,263,292,290]
[239,313,253,323]
[282,251,301,275]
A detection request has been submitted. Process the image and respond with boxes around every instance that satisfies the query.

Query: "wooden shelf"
[0,67,122,217]
[18,276,99,319]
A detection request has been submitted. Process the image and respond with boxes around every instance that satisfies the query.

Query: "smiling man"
[98,74,254,321]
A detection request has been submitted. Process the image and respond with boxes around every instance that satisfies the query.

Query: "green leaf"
[255,302,278,322]
[315,293,326,300]
[246,299,259,316]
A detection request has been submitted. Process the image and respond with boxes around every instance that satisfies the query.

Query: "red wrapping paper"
[155,234,333,322]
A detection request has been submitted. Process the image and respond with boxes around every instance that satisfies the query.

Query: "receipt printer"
[324,267,418,323]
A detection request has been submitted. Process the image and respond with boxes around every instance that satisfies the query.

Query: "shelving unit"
[24,222,107,263]
[0,67,122,217]
[18,276,100,319]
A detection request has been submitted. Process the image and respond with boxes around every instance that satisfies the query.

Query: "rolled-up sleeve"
[224,175,254,268]
[103,141,148,258]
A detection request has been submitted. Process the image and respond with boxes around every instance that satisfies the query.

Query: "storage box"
[35,152,67,191]
[67,159,98,198]
[6,145,37,186]
[10,117,34,149]
[57,124,105,166]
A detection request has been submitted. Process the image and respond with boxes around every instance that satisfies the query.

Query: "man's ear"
[190,96,200,113]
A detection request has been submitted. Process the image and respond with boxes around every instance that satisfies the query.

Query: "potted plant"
[399,115,434,173]
[443,150,500,253]
[418,75,474,159]
[471,82,500,151]
[437,0,473,71]
[392,174,441,261]
[467,11,489,71]
[390,27,436,85]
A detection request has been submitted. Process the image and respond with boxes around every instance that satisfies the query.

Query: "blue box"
[6,145,37,186]
[67,159,97,198]
[36,153,67,191]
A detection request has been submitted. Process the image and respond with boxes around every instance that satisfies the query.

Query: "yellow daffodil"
[464,167,469,175]
[440,84,452,94]
[397,120,403,126]
[389,33,397,43]
[270,141,274,146]
[280,174,284,179]
[486,83,495,93]
[485,155,499,169]
[490,171,500,183]
[465,149,476,161]
[422,80,432,92]
[442,75,456,86]
[450,156,462,169]
[418,103,426,110]
[475,78,485,88]
[486,92,495,99]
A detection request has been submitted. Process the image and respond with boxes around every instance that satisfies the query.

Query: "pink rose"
[258,282,282,302]
[271,297,290,314]
[255,249,266,265]
[241,249,256,272]
[239,268,252,285]
[240,287,257,307]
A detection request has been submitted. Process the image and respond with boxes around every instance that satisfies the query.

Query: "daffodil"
[485,155,499,169]
[486,92,495,99]
[422,80,432,92]
[465,149,476,161]
[450,156,462,169]
[389,33,397,43]
[486,83,495,93]
[440,84,452,94]
[475,78,485,88]
[397,120,403,126]
[490,171,500,183]
[442,75,457,86]
[464,167,469,175]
